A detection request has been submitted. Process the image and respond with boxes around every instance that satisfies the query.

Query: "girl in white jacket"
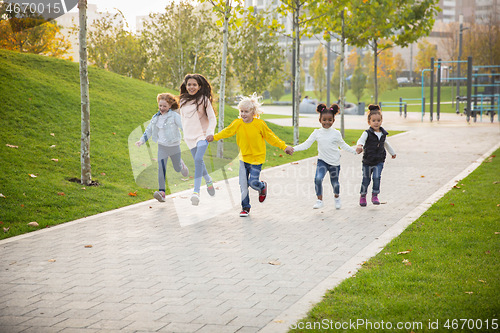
[293,103,358,210]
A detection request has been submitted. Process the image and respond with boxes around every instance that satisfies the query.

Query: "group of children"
[136,73,396,217]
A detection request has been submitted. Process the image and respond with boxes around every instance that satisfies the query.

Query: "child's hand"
[206,135,214,142]
[135,141,143,147]
[392,154,396,159]
[284,146,294,155]
[356,145,363,154]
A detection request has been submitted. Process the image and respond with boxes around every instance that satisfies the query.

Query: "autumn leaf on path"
[291,162,299,165]
[84,245,93,248]
[47,259,56,262]
[6,144,18,148]
[128,191,137,197]
[268,261,281,265]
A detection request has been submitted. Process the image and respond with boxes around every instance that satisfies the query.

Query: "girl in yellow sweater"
[207,94,293,217]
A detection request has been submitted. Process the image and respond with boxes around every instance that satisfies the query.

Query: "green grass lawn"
[289,149,500,333]
[0,49,364,240]
[267,86,475,114]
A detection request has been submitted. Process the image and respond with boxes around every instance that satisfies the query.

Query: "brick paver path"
[1,112,499,333]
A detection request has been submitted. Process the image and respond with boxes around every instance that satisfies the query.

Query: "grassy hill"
[0,49,364,240]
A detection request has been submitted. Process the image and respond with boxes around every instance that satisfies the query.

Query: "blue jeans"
[360,162,384,195]
[158,144,182,192]
[315,159,340,196]
[239,161,264,210]
[190,140,212,193]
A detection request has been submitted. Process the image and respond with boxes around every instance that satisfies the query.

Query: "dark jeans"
[314,159,340,196]
[239,161,264,210]
[360,162,384,195]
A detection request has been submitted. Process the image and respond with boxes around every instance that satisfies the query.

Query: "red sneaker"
[258,181,267,203]
[239,209,250,217]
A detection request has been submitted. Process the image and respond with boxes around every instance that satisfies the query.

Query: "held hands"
[356,145,363,154]
[284,146,294,155]
[206,135,214,142]
[392,154,397,159]
[135,141,144,147]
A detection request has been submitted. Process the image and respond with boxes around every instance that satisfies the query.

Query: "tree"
[78,0,91,185]
[269,79,285,101]
[87,12,147,80]
[463,14,500,66]
[330,56,341,101]
[350,57,366,103]
[140,1,221,90]
[0,6,71,59]
[230,7,285,96]
[308,45,327,102]
[415,39,437,76]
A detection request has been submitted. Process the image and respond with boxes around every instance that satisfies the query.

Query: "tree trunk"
[79,0,91,185]
[217,3,230,158]
[292,1,300,145]
[373,40,378,105]
[339,10,345,138]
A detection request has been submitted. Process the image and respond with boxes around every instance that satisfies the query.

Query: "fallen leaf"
[50,145,56,148]
[384,252,391,255]
[421,175,425,178]
[27,222,39,227]
[279,154,283,157]
[273,152,276,156]
[149,206,152,208]
[84,245,93,248]
[181,178,189,181]
[380,201,387,204]
[479,280,486,283]
[274,319,284,323]
[450,203,455,206]
[348,271,351,274]
[112,132,116,135]
[0,193,5,198]
[101,172,106,176]
[453,185,461,189]
[485,250,491,254]
[495,232,500,235]
[465,291,473,294]
[3,227,9,233]
[405,261,412,266]
[50,133,55,137]
[51,159,59,162]
[397,250,412,254]
[57,192,65,196]
[268,261,281,265]
[21,204,24,207]
[29,174,37,178]
[493,181,500,184]
[402,259,409,263]
[152,158,157,161]
[47,259,56,262]
[227,167,233,171]
[142,164,148,167]
[6,144,18,148]
[128,191,137,197]
[81,187,86,190]
[291,162,299,165]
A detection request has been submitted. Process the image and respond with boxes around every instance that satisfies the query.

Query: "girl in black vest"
[355,105,396,206]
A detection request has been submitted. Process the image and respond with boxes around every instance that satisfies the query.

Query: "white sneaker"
[153,191,166,202]
[191,192,200,206]
[334,197,342,209]
[180,159,189,177]
[313,200,324,209]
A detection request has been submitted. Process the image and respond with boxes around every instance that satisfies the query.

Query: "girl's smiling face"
[319,113,335,129]
[158,100,172,114]
[186,78,201,95]
[368,113,383,131]
[240,107,255,123]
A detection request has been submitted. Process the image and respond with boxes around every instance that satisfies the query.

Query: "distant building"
[57,4,123,62]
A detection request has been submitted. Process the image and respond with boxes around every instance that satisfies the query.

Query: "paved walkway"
[1,110,499,333]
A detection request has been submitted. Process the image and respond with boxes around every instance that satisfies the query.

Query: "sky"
[68,0,174,31]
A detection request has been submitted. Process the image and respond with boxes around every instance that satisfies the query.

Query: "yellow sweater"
[213,118,287,165]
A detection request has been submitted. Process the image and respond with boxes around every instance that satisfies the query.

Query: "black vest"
[362,127,388,166]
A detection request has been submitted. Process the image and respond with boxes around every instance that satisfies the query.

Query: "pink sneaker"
[359,195,367,207]
[372,194,380,205]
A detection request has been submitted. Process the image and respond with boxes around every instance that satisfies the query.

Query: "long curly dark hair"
[179,74,214,116]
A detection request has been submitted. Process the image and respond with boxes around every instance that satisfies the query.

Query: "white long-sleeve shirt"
[293,127,357,166]
[357,131,396,156]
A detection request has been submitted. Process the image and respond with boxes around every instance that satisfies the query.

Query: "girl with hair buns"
[293,103,358,210]
[355,104,396,206]
[206,93,294,217]
[179,74,217,206]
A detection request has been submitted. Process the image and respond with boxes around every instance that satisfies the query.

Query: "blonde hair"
[157,93,179,110]
[238,93,264,119]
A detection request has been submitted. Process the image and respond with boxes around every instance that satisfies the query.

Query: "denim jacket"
[140,110,183,146]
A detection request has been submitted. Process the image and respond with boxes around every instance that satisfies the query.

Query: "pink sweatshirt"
[179,96,217,149]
